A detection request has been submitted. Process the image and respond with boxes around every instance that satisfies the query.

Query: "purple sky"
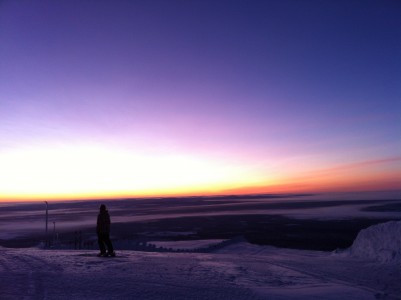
[0,0,400,200]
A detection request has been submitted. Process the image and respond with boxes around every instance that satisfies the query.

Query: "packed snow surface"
[1,240,400,299]
[148,239,225,250]
[348,220,401,263]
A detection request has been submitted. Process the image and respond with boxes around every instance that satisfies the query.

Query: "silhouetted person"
[97,204,115,257]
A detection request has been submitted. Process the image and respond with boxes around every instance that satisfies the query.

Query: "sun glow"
[0,144,265,200]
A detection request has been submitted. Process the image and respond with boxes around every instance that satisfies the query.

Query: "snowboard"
[76,252,120,258]
[97,252,116,258]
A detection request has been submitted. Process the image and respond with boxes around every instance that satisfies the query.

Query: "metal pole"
[53,221,56,245]
[44,201,48,247]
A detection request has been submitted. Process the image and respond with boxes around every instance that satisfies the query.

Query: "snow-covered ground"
[148,239,225,250]
[1,221,400,300]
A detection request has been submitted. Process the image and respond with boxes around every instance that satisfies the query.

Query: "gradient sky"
[1,0,400,200]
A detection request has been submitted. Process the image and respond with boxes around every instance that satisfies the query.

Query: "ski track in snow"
[1,243,400,300]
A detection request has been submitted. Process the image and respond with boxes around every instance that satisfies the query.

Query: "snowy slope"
[348,220,401,263]
[1,240,400,299]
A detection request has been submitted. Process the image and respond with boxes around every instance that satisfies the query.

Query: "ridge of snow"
[348,221,401,263]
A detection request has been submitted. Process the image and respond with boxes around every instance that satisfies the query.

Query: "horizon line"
[1,189,400,204]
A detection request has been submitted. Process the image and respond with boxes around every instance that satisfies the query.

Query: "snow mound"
[349,221,401,263]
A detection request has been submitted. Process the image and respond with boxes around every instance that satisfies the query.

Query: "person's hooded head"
[100,204,107,212]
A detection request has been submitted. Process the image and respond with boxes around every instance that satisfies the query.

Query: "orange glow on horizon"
[1,172,399,202]
[0,144,270,202]
[0,144,399,202]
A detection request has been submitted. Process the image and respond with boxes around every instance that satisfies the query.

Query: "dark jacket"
[97,210,111,234]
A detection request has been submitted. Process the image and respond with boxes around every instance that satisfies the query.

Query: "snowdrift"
[348,220,401,263]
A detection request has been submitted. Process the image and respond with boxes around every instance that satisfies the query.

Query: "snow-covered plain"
[1,221,400,300]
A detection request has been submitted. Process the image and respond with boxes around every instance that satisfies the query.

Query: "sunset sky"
[0,0,400,201]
